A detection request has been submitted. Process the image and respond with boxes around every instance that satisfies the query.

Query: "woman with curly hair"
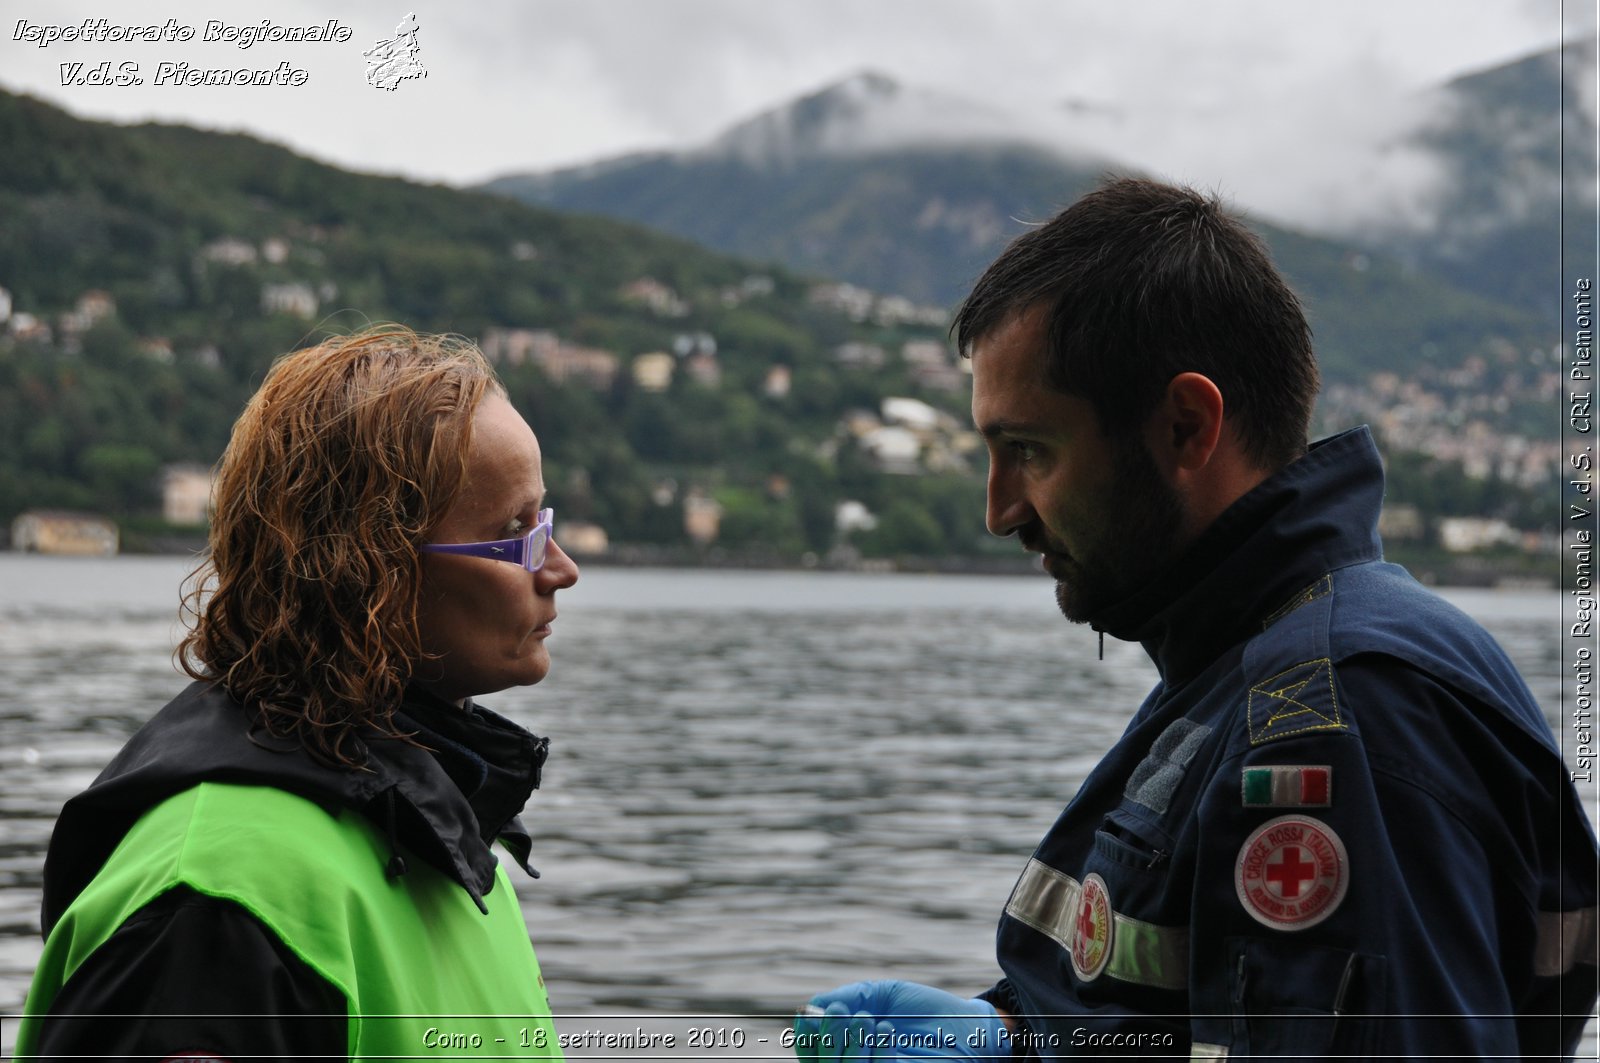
[18,325,580,1059]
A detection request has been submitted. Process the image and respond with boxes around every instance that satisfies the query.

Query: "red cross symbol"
[1076,892,1098,944]
[1265,845,1316,898]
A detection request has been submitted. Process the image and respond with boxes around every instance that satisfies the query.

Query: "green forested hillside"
[0,89,992,559]
[0,89,1558,567]
[492,145,1104,324]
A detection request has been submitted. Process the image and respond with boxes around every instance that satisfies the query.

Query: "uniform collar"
[1089,426,1385,686]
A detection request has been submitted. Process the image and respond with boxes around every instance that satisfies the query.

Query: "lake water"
[0,556,1592,1057]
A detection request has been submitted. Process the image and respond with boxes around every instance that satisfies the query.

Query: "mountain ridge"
[482,74,1546,384]
[485,40,1590,331]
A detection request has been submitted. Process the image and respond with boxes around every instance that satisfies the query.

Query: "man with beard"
[794,178,1597,1059]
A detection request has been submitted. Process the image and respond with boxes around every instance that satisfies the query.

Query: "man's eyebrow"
[978,419,1048,440]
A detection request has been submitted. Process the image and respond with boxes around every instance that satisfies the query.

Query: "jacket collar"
[388,687,549,885]
[1089,426,1385,687]
[42,681,550,934]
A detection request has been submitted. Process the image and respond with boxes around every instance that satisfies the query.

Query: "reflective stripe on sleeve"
[1534,907,1599,977]
[1005,858,1189,991]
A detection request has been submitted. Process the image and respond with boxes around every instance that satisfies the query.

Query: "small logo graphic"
[1241,765,1332,808]
[1069,872,1114,981]
[1235,814,1348,931]
[364,12,426,91]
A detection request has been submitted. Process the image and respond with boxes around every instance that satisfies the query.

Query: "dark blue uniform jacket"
[984,427,1598,1060]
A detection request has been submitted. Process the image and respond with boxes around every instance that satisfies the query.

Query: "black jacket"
[29,680,550,1060]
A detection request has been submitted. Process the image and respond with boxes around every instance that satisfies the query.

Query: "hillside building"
[632,351,675,392]
[11,511,118,556]
[683,491,723,546]
[200,237,258,266]
[620,277,688,317]
[555,520,609,556]
[260,282,318,319]
[763,364,792,398]
[481,327,559,367]
[60,290,116,335]
[162,464,216,525]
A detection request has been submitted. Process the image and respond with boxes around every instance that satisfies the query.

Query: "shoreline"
[0,542,1562,590]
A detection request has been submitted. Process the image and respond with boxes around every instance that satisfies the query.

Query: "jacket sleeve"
[976,977,1041,1060]
[1186,656,1596,1059]
[31,885,348,1059]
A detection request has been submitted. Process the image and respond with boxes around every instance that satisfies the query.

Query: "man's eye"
[1010,441,1040,463]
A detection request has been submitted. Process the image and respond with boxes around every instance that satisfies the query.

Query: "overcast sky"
[1,1,1593,227]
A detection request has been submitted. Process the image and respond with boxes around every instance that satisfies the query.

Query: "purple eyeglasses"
[420,508,554,572]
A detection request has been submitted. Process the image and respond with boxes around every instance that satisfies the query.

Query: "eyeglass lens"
[526,524,551,571]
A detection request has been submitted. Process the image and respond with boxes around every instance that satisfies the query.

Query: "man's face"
[970,305,1186,623]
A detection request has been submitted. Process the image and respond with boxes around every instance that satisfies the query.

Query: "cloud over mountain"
[700,70,1113,168]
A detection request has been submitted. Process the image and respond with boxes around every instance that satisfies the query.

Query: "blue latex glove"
[793,980,1010,1060]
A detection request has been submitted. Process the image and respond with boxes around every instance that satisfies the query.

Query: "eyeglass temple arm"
[421,540,519,560]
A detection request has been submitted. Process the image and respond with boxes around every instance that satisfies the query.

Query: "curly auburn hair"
[179,325,506,768]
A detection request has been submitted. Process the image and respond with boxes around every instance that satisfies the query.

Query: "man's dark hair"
[953,176,1319,470]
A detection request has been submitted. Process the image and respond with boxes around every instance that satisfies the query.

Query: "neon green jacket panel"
[20,782,563,1060]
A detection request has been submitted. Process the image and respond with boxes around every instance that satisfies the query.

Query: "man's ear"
[1149,372,1225,472]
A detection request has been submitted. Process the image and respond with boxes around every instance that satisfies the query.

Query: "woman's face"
[415,395,579,704]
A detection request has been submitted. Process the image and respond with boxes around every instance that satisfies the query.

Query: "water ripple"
[0,558,1588,1050]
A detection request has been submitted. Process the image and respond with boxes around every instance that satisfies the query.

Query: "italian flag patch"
[1241,765,1332,808]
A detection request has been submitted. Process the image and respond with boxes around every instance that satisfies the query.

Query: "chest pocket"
[1083,716,1215,914]
[1226,936,1385,1056]
[1095,716,1214,870]
[1093,805,1171,871]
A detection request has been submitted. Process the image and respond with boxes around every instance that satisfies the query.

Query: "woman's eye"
[504,519,527,537]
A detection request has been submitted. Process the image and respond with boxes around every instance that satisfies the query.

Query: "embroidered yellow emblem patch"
[1247,657,1344,745]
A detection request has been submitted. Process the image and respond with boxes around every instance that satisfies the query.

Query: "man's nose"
[985,468,1033,538]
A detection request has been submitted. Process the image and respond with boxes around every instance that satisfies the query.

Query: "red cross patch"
[1234,814,1348,931]
[1069,872,1114,981]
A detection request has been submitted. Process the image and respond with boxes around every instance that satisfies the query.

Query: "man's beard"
[1052,433,1186,624]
